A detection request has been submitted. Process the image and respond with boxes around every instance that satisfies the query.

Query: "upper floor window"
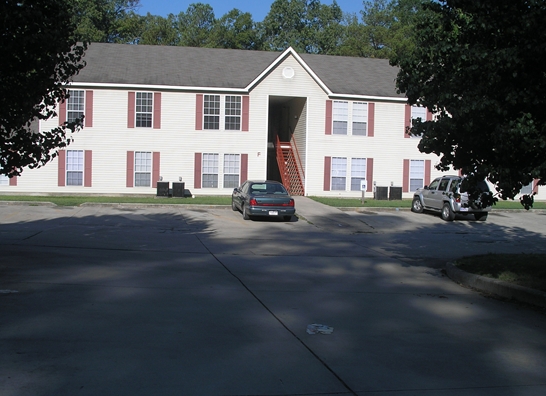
[136,92,153,128]
[225,96,241,130]
[204,95,221,130]
[411,105,427,127]
[352,102,368,136]
[332,101,348,135]
[67,90,85,123]
[203,95,242,131]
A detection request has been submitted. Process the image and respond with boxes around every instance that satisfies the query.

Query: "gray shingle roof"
[73,43,403,98]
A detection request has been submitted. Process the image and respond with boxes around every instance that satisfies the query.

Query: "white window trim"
[67,90,85,124]
[203,95,242,131]
[135,91,154,128]
[409,159,425,191]
[134,151,152,187]
[202,153,244,189]
[66,150,84,186]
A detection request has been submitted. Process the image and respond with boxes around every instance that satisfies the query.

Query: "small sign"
[360,179,367,191]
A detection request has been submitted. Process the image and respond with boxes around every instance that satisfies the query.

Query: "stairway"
[276,136,305,196]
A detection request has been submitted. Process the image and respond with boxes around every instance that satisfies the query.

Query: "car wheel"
[441,203,455,221]
[242,204,250,220]
[283,215,292,222]
[231,199,238,211]
[474,212,488,221]
[411,197,424,213]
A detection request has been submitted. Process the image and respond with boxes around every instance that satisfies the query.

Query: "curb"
[445,262,546,308]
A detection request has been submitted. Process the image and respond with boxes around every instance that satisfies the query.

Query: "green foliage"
[210,9,261,50]
[392,0,546,207]
[138,13,179,45]
[0,0,87,178]
[72,0,142,43]
[176,3,216,47]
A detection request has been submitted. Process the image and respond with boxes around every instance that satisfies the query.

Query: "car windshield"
[250,183,288,195]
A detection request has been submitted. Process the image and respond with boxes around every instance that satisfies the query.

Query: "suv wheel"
[411,197,424,213]
[441,203,455,221]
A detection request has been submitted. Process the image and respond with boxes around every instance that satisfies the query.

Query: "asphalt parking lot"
[1,199,546,396]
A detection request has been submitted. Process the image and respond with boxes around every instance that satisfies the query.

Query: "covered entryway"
[267,96,306,195]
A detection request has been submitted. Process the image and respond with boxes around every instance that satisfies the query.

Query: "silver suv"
[411,175,491,221]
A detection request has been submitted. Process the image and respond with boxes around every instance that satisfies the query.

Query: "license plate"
[460,207,468,212]
[268,211,278,216]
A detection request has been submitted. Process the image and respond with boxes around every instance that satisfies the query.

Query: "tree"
[210,9,260,50]
[0,0,87,178]
[176,3,216,47]
[139,13,179,46]
[72,0,142,43]
[391,0,546,208]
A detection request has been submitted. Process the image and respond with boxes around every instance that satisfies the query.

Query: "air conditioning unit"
[374,186,388,200]
[389,186,402,200]
[172,182,185,198]
[156,181,169,197]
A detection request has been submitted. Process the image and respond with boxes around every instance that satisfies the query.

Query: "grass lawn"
[310,196,546,210]
[455,254,546,292]
[0,195,232,207]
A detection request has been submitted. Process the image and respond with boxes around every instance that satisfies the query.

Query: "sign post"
[360,179,367,204]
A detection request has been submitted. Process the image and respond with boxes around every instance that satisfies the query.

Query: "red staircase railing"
[276,135,305,195]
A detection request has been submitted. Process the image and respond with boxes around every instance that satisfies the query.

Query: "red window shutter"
[84,150,92,187]
[59,100,67,126]
[194,153,202,189]
[325,100,332,135]
[9,176,17,186]
[324,156,331,191]
[366,158,374,192]
[426,109,433,122]
[152,152,160,187]
[126,151,134,187]
[240,154,248,185]
[368,103,375,137]
[403,159,409,192]
[58,150,66,186]
[85,90,93,127]
[153,93,161,129]
[128,92,135,128]
[195,94,203,130]
[242,96,250,132]
[425,160,431,186]
[404,104,411,138]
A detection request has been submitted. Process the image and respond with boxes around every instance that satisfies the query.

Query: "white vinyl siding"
[67,90,85,123]
[66,150,84,186]
[331,157,347,190]
[134,151,152,187]
[351,158,366,191]
[410,160,425,191]
[352,102,368,136]
[135,92,153,128]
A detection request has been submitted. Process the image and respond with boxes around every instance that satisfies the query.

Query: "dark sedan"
[232,180,296,221]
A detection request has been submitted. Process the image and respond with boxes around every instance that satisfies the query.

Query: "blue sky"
[137,0,366,21]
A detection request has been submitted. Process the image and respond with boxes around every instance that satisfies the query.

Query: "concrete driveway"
[1,199,545,396]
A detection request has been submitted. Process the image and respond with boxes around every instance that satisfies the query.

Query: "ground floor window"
[223,154,240,188]
[66,150,84,186]
[351,158,367,191]
[202,153,219,188]
[0,174,9,185]
[410,159,425,191]
[135,151,152,187]
[331,157,347,190]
